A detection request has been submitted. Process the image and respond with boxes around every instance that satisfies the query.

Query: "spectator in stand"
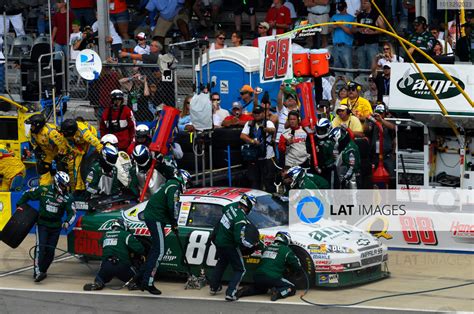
[209,30,227,51]
[407,16,437,62]
[0,2,25,37]
[340,81,372,122]
[265,0,292,36]
[433,41,443,56]
[276,84,299,146]
[92,12,123,59]
[70,0,95,29]
[100,90,136,152]
[331,105,364,138]
[234,0,257,37]
[375,63,391,102]
[222,102,253,128]
[329,1,356,78]
[52,0,76,60]
[332,86,348,110]
[109,0,129,39]
[119,68,153,121]
[363,75,378,106]
[253,22,269,47]
[69,20,82,61]
[133,32,150,65]
[146,0,191,49]
[74,26,97,52]
[119,40,163,64]
[278,111,309,168]
[455,22,473,62]
[240,105,276,192]
[304,0,330,48]
[354,0,385,69]
[430,25,453,55]
[231,31,244,47]
[145,81,163,118]
[211,92,229,122]
[178,96,194,132]
[331,76,348,108]
[373,42,404,73]
[238,85,255,112]
[345,0,361,17]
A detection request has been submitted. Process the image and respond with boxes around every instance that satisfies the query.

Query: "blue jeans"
[210,246,246,298]
[332,44,353,78]
[141,220,165,287]
[54,43,68,60]
[34,224,61,276]
[356,43,380,70]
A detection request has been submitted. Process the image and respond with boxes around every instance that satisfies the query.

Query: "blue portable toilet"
[196,47,282,112]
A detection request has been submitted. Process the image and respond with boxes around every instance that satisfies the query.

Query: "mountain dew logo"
[397,70,465,100]
[98,219,150,236]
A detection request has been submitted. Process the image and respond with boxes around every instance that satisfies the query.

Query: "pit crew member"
[0,144,25,191]
[329,127,361,189]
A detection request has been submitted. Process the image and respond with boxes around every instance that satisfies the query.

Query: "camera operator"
[74,25,97,51]
[240,106,276,192]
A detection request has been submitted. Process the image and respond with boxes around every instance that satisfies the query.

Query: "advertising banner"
[258,35,293,83]
[389,63,474,115]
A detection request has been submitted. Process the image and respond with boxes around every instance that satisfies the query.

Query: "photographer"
[240,106,276,192]
[74,25,97,51]
[119,69,152,120]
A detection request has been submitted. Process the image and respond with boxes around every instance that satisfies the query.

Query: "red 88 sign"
[263,37,290,81]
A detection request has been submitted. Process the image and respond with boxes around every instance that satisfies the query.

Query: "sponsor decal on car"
[315,260,330,265]
[315,265,331,272]
[329,274,339,284]
[356,238,371,246]
[318,274,329,284]
[450,221,474,242]
[327,245,354,254]
[360,248,383,259]
[73,230,103,256]
[162,248,177,263]
[311,253,330,259]
[308,244,327,253]
[330,264,344,272]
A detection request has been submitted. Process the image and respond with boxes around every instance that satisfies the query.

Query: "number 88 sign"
[258,36,293,83]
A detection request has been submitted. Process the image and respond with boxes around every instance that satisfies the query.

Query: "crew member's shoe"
[141,283,162,295]
[225,294,238,301]
[270,287,280,301]
[127,281,140,291]
[34,272,47,283]
[83,282,104,291]
[209,285,222,295]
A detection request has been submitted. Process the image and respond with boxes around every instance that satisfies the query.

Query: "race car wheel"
[288,245,315,289]
[1,204,38,249]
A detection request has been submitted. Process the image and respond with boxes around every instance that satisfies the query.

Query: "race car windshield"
[247,195,288,228]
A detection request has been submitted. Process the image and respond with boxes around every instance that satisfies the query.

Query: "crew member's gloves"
[62,222,70,230]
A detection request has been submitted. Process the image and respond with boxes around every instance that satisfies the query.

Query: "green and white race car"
[68,187,389,288]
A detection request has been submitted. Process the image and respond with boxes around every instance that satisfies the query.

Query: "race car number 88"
[185,230,218,266]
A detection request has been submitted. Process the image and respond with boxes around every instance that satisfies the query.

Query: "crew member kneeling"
[84,218,144,291]
[237,231,301,301]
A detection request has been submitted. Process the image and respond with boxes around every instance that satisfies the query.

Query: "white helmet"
[54,171,70,195]
[100,134,118,147]
[287,166,305,188]
[316,118,332,139]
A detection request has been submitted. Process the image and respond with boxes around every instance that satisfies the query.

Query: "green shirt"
[255,242,301,279]
[143,178,180,224]
[17,185,76,229]
[299,173,330,189]
[101,229,145,265]
[85,161,126,197]
[408,30,437,54]
[317,138,335,169]
[215,203,250,248]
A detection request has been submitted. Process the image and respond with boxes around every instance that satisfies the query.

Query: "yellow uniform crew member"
[340,81,373,120]
[61,119,103,191]
[0,144,26,191]
[26,114,70,186]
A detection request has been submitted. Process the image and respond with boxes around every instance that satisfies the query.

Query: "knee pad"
[37,161,52,175]
[279,286,296,298]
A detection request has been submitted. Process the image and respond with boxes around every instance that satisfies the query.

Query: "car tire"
[287,245,315,290]
[1,205,38,249]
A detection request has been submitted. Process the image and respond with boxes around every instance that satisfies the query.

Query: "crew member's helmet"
[135,124,151,144]
[102,144,119,166]
[111,89,124,101]
[100,134,119,147]
[316,118,332,139]
[274,231,291,246]
[239,193,256,213]
[54,171,70,195]
[25,114,46,134]
[175,169,192,191]
[287,166,305,188]
[132,144,150,167]
[60,119,79,137]
[111,218,128,231]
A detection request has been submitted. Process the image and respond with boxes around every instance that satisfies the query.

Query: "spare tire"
[1,205,38,248]
[286,245,315,290]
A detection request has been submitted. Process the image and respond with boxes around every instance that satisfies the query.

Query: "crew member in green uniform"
[237,231,301,301]
[16,171,76,282]
[407,16,437,62]
[329,127,361,189]
[140,169,191,295]
[315,118,339,188]
[209,193,259,301]
[285,166,329,190]
[83,218,145,291]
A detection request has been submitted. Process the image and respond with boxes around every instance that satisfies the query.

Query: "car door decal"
[185,230,218,266]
